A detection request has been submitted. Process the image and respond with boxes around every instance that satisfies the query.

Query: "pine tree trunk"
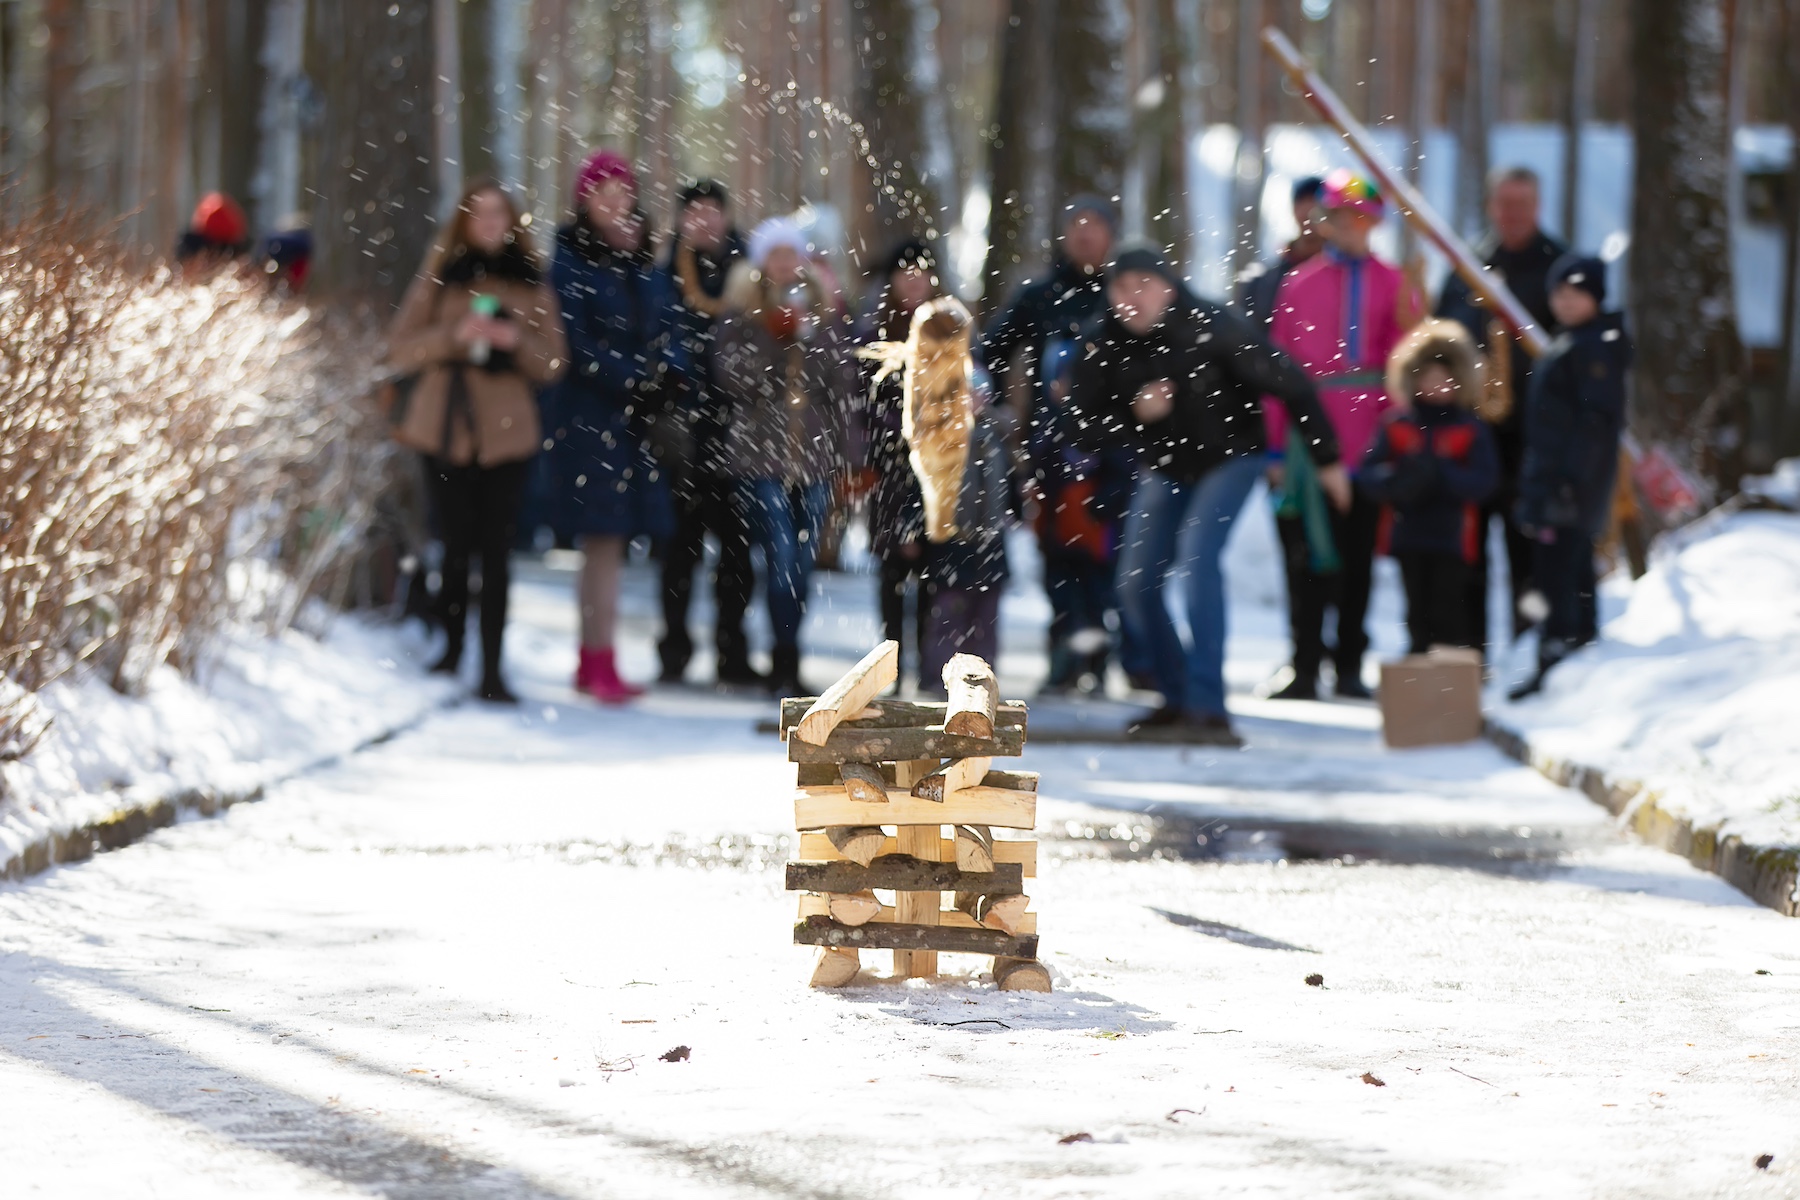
[979,0,1048,315]
[852,0,938,250]
[1053,0,1127,210]
[305,0,438,302]
[1628,0,1748,491]
[1781,0,1800,456]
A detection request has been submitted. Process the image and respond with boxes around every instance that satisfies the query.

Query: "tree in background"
[1628,0,1749,492]
[305,1,436,303]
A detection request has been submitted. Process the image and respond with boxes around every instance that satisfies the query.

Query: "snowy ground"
[1494,507,1800,851]
[0,614,459,876]
[2,498,1798,1197]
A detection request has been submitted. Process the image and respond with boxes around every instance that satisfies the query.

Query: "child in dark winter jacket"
[1509,254,1632,699]
[918,371,1018,694]
[1360,320,1500,655]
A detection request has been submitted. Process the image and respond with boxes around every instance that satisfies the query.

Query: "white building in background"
[1187,122,1794,350]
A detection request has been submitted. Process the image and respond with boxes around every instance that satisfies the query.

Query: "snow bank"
[1498,510,1800,850]
[0,614,452,877]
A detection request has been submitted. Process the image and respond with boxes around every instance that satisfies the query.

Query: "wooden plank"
[894,820,941,977]
[798,833,1037,876]
[794,915,1039,958]
[792,641,899,746]
[794,785,1036,831]
[942,654,999,738]
[954,824,995,872]
[785,856,1024,895]
[798,894,1037,935]
[839,762,888,804]
[798,763,1037,793]
[809,947,860,988]
[788,725,1023,764]
[890,758,939,790]
[823,825,886,866]
[993,956,1052,992]
[779,698,1028,730]
[912,756,993,803]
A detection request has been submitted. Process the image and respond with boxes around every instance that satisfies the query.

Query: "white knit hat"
[747,216,811,270]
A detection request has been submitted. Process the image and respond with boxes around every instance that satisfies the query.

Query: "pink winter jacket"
[1265,250,1417,464]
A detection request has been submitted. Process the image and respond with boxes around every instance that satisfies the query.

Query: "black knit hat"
[880,237,937,277]
[1292,174,1326,204]
[1062,193,1119,234]
[1110,240,1181,288]
[1549,253,1607,306]
[677,178,730,210]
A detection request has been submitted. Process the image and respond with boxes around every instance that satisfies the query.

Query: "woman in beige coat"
[385,179,567,702]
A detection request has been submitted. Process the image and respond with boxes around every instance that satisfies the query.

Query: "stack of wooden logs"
[782,642,1050,992]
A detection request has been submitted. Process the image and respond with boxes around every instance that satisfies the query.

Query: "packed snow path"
[3,545,1798,1198]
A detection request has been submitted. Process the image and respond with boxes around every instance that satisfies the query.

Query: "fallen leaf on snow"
[1360,1072,1386,1087]
[1165,1107,1204,1122]
[659,1045,691,1063]
[1058,1132,1093,1145]
[1755,1154,1774,1170]
[1305,974,1324,987]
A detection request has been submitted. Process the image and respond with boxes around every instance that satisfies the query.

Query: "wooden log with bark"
[785,856,1025,895]
[798,893,1038,935]
[779,698,1027,731]
[941,653,1000,738]
[798,832,1038,876]
[787,724,1024,766]
[839,762,889,804]
[992,956,1052,992]
[823,825,888,866]
[912,756,993,802]
[794,915,1038,959]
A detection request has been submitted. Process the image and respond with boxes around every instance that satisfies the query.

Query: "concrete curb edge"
[1485,719,1799,917]
[0,695,459,885]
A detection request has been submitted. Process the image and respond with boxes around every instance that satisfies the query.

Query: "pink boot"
[580,646,642,704]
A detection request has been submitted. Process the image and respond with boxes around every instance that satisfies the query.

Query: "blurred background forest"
[0,0,1796,464]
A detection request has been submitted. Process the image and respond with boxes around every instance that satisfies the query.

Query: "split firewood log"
[810,947,861,988]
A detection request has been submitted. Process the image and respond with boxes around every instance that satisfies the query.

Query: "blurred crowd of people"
[363,147,1630,742]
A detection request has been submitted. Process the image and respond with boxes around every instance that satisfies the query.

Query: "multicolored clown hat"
[1321,168,1384,217]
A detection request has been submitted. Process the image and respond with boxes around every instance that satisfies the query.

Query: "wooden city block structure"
[783,646,1050,992]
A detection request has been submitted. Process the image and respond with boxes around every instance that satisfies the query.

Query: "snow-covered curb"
[1486,508,1800,916]
[1,615,456,882]
[1485,721,1797,915]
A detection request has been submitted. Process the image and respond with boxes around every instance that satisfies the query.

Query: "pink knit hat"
[573,149,638,205]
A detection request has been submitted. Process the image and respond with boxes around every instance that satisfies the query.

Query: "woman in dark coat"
[856,239,939,691]
[385,178,568,702]
[549,149,683,703]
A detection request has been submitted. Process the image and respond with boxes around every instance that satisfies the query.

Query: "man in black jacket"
[1069,244,1347,745]
[657,180,757,687]
[1437,167,1566,654]
[981,195,1149,692]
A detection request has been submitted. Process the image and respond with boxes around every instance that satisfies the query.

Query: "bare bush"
[0,213,397,710]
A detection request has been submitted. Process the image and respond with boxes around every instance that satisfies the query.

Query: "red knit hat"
[573,150,638,205]
[192,192,249,247]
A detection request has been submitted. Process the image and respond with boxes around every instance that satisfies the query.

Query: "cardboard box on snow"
[1379,648,1484,748]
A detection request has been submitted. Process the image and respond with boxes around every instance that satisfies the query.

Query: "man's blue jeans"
[738,479,829,650]
[1115,457,1262,718]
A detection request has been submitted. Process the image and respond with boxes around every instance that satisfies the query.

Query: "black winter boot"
[768,644,803,698]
